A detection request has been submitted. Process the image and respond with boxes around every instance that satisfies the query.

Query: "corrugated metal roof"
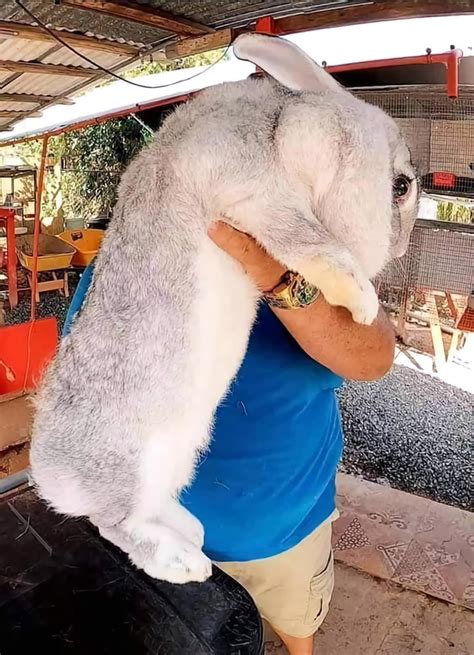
[150,0,359,29]
[1,72,96,95]
[0,1,360,46]
[0,37,53,61]
[42,48,129,69]
[0,100,34,111]
[0,1,160,46]
[0,1,368,133]
[0,9,143,132]
[0,1,471,133]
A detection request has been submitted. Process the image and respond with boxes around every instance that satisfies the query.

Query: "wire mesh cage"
[355,87,474,197]
[354,86,474,342]
[376,220,473,332]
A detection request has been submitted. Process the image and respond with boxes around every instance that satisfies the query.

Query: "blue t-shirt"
[64,263,343,562]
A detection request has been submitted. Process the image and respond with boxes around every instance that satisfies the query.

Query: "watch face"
[293,278,319,306]
[265,273,319,309]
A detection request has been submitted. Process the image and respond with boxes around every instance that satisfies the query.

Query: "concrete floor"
[264,563,474,655]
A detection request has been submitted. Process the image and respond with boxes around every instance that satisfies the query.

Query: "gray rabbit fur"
[31,34,419,583]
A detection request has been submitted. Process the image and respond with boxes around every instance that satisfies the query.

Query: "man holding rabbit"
[64,222,394,655]
[187,221,396,654]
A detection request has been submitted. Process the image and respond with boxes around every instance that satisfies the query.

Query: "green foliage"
[125,48,227,78]
[8,50,227,222]
[57,49,227,217]
[61,117,151,216]
[437,200,473,224]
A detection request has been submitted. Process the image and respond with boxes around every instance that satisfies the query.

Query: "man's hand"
[208,221,395,381]
[208,222,285,293]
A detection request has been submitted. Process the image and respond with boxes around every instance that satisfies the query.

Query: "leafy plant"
[6,50,228,224]
[437,200,473,224]
[125,48,227,78]
[61,117,151,217]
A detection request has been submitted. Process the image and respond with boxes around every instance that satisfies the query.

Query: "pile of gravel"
[3,273,79,334]
[337,364,473,510]
[4,293,70,333]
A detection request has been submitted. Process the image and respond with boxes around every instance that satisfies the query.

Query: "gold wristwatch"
[264,271,320,310]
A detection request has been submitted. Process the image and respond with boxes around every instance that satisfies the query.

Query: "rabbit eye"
[393,175,411,199]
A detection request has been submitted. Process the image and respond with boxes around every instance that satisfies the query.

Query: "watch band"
[264,271,320,310]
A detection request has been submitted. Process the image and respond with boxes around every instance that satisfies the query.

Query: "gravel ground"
[338,365,473,511]
[3,272,80,334]
[4,293,72,335]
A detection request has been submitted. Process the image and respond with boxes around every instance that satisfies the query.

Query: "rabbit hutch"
[332,53,474,371]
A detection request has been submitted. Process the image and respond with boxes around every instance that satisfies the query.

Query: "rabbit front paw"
[346,277,380,325]
[323,271,379,325]
[299,257,379,325]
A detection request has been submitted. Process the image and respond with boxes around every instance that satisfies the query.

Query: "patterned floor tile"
[376,542,410,572]
[335,473,474,608]
[415,502,474,566]
[332,514,394,579]
[413,499,474,607]
[337,474,430,538]
[461,573,474,610]
[334,517,371,551]
[393,539,433,577]
[393,566,456,604]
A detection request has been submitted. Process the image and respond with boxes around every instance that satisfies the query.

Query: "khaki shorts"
[216,511,338,639]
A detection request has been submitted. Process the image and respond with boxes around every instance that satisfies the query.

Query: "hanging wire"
[14,0,243,90]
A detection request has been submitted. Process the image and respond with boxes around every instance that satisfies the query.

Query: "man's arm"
[209,222,395,381]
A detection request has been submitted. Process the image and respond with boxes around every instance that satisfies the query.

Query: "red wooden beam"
[0,209,18,309]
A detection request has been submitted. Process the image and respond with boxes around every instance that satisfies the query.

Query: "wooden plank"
[0,60,96,77]
[0,110,42,118]
[427,292,446,372]
[445,293,458,323]
[166,29,233,59]
[62,0,214,36]
[27,274,66,303]
[0,21,139,55]
[165,0,474,59]
[447,329,462,363]
[0,37,167,139]
[0,93,74,105]
[0,393,34,452]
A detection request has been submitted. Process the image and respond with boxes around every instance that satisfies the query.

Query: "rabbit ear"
[233,33,344,94]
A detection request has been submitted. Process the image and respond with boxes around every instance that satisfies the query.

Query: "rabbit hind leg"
[105,430,211,583]
[99,520,211,584]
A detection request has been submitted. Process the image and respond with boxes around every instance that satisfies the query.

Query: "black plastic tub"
[0,490,263,655]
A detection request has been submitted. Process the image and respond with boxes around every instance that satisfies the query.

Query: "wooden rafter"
[165,0,474,59]
[0,29,157,133]
[0,110,42,118]
[0,60,97,77]
[166,29,232,59]
[0,93,74,105]
[277,0,474,34]
[0,21,139,55]
[61,0,214,37]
